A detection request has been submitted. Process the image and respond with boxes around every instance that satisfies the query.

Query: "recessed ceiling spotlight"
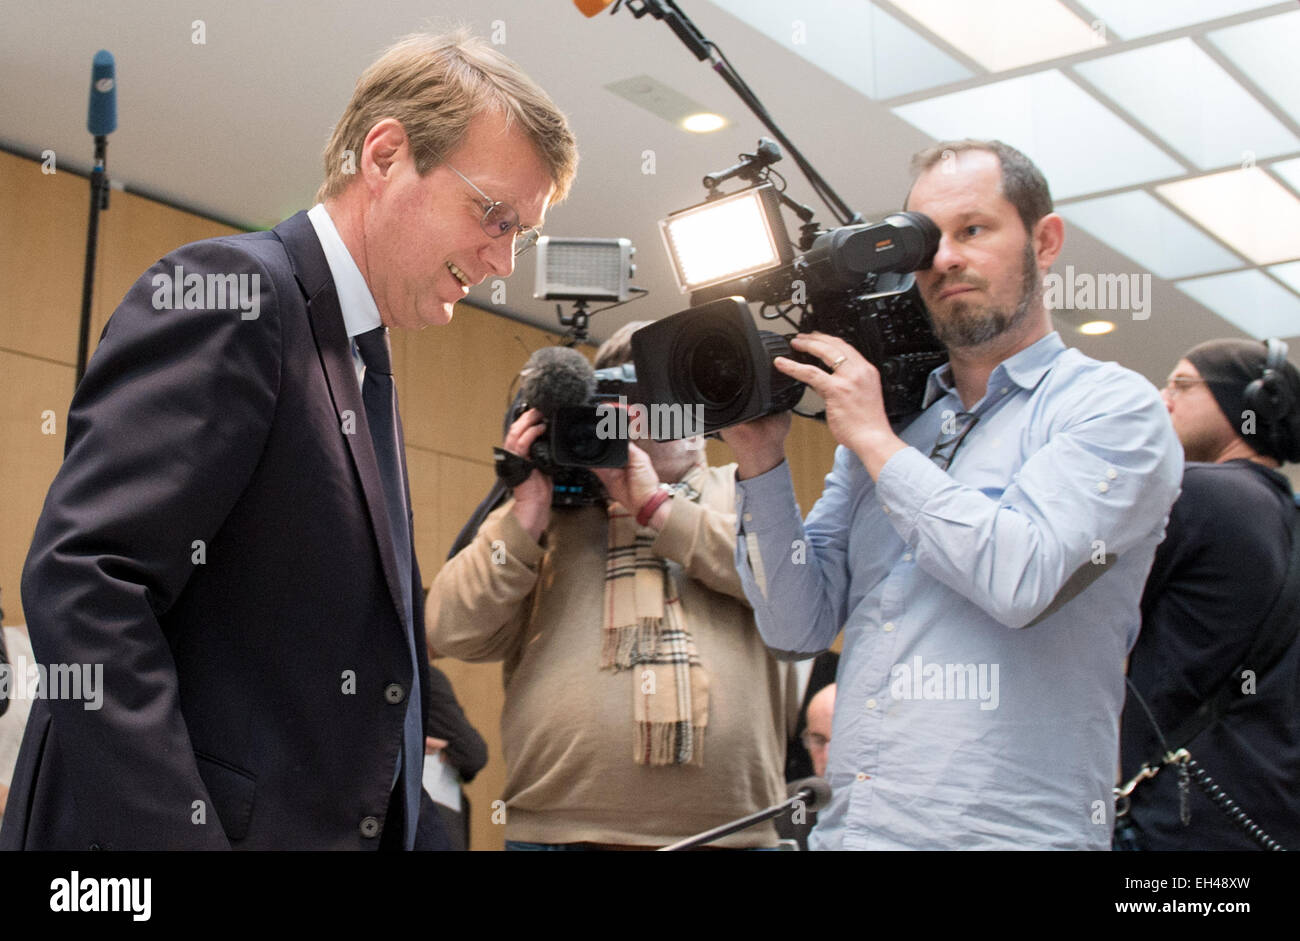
[681,112,727,133]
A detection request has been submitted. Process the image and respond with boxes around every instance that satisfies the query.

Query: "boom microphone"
[87,50,117,137]
[518,346,595,416]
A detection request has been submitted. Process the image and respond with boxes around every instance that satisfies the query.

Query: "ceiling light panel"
[1158,168,1300,265]
[1058,190,1244,279]
[891,0,1103,72]
[1073,38,1298,169]
[893,70,1185,199]
[1267,261,1300,296]
[1208,9,1300,129]
[1272,157,1300,195]
[1078,0,1280,39]
[705,0,972,99]
[1174,269,1300,339]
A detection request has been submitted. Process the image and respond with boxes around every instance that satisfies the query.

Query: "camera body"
[633,265,945,436]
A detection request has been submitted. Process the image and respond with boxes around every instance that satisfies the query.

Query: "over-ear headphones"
[1243,338,1294,457]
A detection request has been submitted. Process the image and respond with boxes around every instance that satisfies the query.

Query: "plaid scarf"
[601,490,710,766]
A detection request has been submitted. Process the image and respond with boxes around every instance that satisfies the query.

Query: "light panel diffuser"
[1073,38,1298,169]
[1058,190,1244,279]
[1158,168,1300,265]
[893,70,1185,199]
[1175,269,1300,339]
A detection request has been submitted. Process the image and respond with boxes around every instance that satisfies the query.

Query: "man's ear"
[1033,212,1065,271]
[360,118,410,192]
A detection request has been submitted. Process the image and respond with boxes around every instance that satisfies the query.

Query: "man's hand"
[720,411,793,480]
[504,408,552,541]
[773,332,907,479]
[425,736,449,764]
[593,442,670,530]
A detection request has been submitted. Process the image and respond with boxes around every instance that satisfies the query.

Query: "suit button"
[89,843,102,851]
[384,683,406,704]
[360,816,381,839]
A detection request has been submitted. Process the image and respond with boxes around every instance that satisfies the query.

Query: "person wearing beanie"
[1119,337,1300,850]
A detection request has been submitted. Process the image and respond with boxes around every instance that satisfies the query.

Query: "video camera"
[507,347,647,506]
[630,141,946,436]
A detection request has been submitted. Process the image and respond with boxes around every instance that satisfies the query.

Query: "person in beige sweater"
[426,322,800,849]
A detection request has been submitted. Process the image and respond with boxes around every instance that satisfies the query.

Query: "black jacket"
[1,212,431,850]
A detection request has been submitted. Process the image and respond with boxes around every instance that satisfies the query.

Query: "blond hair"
[316,29,578,204]
[594,320,653,369]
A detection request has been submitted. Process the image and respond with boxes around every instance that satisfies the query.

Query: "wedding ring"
[830,356,847,372]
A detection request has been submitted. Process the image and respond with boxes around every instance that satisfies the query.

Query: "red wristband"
[636,487,673,527]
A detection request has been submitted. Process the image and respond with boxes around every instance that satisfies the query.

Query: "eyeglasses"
[443,163,541,257]
[1161,376,1207,399]
[928,411,980,471]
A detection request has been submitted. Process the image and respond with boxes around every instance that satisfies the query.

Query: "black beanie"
[1185,338,1300,464]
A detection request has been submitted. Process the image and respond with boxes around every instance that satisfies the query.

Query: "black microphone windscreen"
[88,49,117,137]
[787,776,832,812]
[519,346,594,416]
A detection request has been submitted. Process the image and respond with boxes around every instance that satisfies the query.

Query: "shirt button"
[360,816,381,839]
[856,772,869,782]
[882,621,896,632]
[384,683,406,704]
[1106,468,1118,480]
[881,505,891,515]
[1097,481,1110,493]
[743,513,752,523]
[903,553,913,562]
[1000,386,1009,395]
[866,698,878,709]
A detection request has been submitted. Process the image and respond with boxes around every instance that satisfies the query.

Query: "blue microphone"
[87,50,116,137]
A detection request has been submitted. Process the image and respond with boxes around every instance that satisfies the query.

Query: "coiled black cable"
[1186,756,1287,851]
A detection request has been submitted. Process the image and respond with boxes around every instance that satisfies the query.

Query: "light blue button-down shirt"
[735,332,1182,850]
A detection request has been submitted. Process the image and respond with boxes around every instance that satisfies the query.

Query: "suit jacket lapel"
[272,211,412,635]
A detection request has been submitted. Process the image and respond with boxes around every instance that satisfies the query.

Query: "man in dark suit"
[1,30,576,850]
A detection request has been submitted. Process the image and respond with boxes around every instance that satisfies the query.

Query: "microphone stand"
[76,135,110,387]
[657,784,817,851]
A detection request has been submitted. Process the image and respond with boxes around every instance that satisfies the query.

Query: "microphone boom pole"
[78,50,117,388]
[657,778,829,851]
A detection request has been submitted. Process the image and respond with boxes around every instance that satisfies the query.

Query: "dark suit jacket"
[1,211,431,850]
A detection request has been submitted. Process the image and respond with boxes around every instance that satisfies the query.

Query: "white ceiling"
[3,0,1299,389]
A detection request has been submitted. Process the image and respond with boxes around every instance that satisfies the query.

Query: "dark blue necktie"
[355,325,422,850]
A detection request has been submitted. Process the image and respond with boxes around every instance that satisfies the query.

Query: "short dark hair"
[907,139,1053,234]
[593,320,653,370]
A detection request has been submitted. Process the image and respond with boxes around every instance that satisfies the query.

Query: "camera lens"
[558,414,607,463]
[685,328,750,408]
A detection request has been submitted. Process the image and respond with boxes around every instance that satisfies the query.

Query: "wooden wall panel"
[0,151,86,364]
[0,353,72,626]
[395,306,559,461]
[91,189,240,351]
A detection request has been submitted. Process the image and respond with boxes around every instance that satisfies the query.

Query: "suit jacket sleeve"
[20,239,283,849]
[423,665,488,782]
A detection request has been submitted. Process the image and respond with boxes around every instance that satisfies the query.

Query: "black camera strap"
[493,447,536,489]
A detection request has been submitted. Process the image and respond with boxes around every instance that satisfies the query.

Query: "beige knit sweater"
[426,463,800,848]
